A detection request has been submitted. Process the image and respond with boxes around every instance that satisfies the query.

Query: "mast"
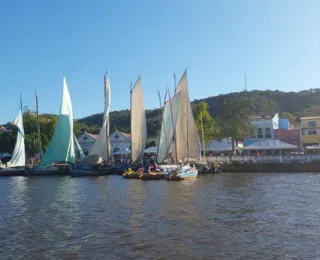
[168,88,177,164]
[186,70,189,163]
[173,73,177,93]
[200,111,206,161]
[35,91,42,158]
[130,81,133,162]
[104,71,110,164]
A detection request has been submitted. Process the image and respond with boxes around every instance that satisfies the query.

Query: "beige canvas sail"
[131,77,147,162]
[157,91,182,163]
[89,73,111,161]
[174,71,201,162]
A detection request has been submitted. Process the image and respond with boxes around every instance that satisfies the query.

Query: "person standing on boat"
[149,155,157,170]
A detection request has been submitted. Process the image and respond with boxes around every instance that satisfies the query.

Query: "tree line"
[1,88,320,154]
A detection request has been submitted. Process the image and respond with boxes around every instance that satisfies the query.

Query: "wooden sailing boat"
[123,77,147,178]
[0,101,26,176]
[139,88,182,180]
[27,76,75,175]
[166,70,201,180]
[71,72,113,177]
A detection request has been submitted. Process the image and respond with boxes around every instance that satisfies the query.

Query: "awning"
[204,140,240,151]
[243,139,297,150]
[306,145,320,150]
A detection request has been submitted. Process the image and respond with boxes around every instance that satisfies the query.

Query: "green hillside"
[79,88,320,136]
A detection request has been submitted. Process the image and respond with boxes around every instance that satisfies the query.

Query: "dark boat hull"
[0,167,25,176]
[26,164,71,176]
[97,166,115,175]
[139,172,165,180]
[123,173,140,178]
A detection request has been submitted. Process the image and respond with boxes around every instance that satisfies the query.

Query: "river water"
[0,173,319,259]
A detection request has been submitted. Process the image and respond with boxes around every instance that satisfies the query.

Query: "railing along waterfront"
[202,154,320,164]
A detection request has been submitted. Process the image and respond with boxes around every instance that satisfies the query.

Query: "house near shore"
[77,130,131,155]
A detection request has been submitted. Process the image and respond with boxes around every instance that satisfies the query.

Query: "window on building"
[258,128,263,139]
[308,130,317,135]
[265,128,271,138]
[308,121,316,127]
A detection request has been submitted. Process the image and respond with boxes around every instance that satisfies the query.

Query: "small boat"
[139,171,165,180]
[0,106,26,177]
[122,168,141,179]
[139,166,166,180]
[199,163,223,174]
[165,164,198,181]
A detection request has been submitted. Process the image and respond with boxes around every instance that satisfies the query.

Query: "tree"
[193,101,218,143]
[146,140,156,149]
[217,97,253,154]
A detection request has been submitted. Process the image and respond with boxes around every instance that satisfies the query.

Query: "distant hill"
[197,89,320,120]
[77,89,320,137]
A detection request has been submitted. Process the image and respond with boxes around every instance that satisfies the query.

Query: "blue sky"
[0,0,319,123]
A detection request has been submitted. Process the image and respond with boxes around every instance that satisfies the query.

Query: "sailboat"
[139,89,182,180]
[71,72,113,177]
[165,70,201,180]
[123,77,147,178]
[0,106,26,176]
[27,76,75,175]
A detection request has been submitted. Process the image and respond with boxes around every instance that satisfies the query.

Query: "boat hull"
[139,172,165,180]
[26,164,71,176]
[165,167,198,181]
[97,166,115,175]
[71,168,99,177]
[123,173,140,178]
[0,167,25,176]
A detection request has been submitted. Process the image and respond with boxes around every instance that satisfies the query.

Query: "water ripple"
[0,173,319,259]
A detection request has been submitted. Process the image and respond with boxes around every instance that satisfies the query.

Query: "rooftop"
[118,131,131,138]
[251,112,278,119]
[300,116,320,120]
[87,133,99,139]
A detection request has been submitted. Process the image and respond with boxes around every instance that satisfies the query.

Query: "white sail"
[74,134,86,161]
[7,109,25,168]
[40,76,75,165]
[174,71,201,162]
[131,77,147,162]
[157,91,182,163]
[89,73,111,161]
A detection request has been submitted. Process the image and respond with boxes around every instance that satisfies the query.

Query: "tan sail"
[174,70,201,162]
[89,73,111,161]
[131,77,147,162]
[157,91,182,163]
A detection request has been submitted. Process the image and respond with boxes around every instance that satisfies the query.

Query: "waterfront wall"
[204,154,320,164]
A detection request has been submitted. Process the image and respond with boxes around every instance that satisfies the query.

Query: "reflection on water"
[0,173,319,259]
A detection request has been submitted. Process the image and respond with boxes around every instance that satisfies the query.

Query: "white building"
[78,131,98,154]
[110,130,131,154]
[77,130,131,155]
